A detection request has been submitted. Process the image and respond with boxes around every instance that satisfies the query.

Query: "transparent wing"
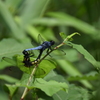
[38,34,45,44]
[31,34,45,46]
[51,49,66,57]
[45,48,66,60]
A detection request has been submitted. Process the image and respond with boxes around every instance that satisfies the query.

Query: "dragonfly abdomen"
[25,46,42,51]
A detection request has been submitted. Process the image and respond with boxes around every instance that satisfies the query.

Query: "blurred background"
[0,0,100,99]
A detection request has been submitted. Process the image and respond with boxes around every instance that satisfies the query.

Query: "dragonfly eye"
[50,40,55,45]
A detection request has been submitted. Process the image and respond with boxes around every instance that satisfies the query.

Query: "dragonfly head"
[50,40,55,45]
[22,50,29,56]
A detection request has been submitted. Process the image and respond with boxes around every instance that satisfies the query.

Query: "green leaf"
[32,12,100,39]
[35,60,56,78]
[52,90,68,100]
[67,74,99,81]
[0,60,14,70]
[59,32,67,39]
[3,54,56,78]
[4,78,68,97]
[44,70,69,84]
[2,57,17,66]
[68,42,100,68]
[66,85,91,100]
[5,0,22,11]
[60,32,80,43]
[56,60,93,89]
[4,84,18,97]
[0,75,19,83]
[47,12,99,37]
[0,38,24,61]
[17,55,56,78]
[20,73,32,84]
[33,78,68,96]
[2,75,19,97]
[18,78,68,96]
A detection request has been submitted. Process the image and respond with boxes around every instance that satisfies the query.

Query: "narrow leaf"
[69,42,100,68]
[0,1,25,40]
[0,75,19,83]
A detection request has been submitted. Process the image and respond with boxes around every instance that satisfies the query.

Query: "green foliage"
[53,84,91,100]
[4,84,18,97]
[3,55,56,78]
[0,0,100,100]
[33,78,68,96]
[17,55,56,77]
[69,42,100,68]
[47,12,98,36]
[0,38,24,60]
[4,73,68,97]
[0,75,19,83]
[66,84,91,100]
[67,74,99,81]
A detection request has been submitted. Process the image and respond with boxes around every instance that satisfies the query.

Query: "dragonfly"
[22,35,55,67]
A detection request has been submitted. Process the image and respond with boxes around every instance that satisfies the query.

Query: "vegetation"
[0,0,100,100]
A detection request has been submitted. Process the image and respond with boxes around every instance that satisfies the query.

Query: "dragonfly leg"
[36,49,43,60]
[46,48,49,53]
[46,48,52,57]
[30,50,43,65]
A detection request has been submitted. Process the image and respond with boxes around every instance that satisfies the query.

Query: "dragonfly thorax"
[41,41,55,50]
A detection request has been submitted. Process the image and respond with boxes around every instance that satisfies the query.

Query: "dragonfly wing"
[38,34,45,44]
[47,48,66,59]
[31,34,45,47]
